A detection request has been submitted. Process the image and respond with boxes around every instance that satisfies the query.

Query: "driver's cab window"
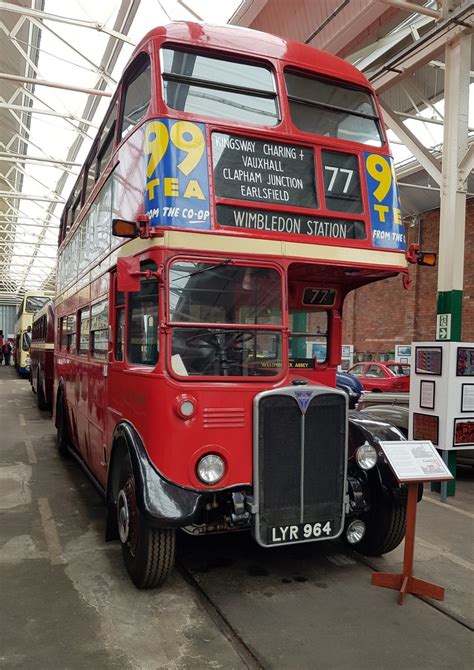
[127,260,158,365]
[168,260,283,377]
[289,310,328,364]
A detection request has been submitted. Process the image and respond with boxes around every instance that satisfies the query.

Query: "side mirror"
[117,257,140,292]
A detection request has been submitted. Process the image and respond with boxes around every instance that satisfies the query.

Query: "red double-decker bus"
[55,22,416,589]
[30,300,55,411]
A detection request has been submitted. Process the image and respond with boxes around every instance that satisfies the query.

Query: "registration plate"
[268,520,333,545]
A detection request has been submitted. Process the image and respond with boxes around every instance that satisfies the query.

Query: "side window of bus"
[70,171,84,226]
[22,330,31,351]
[115,287,125,362]
[91,300,108,360]
[78,307,90,356]
[61,315,76,353]
[96,97,117,179]
[127,260,158,366]
[84,152,97,202]
[120,55,151,138]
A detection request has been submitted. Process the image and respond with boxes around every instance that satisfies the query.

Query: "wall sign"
[419,380,435,410]
[413,412,439,445]
[456,347,474,376]
[144,119,210,229]
[212,133,317,208]
[415,346,442,376]
[436,313,451,341]
[453,418,474,446]
[364,152,405,251]
[461,384,474,413]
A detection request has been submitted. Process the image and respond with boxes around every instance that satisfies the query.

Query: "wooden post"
[371,482,445,605]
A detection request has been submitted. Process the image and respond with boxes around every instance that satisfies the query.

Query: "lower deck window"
[127,261,158,366]
[90,301,108,359]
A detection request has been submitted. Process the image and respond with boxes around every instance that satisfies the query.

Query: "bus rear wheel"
[56,395,69,458]
[351,501,406,556]
[117,457,175,589]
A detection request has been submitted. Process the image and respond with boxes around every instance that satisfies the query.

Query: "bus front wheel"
[117,456,175,589]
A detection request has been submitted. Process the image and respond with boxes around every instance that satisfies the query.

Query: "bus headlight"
[355,442,377,470]
[196,454,225,485]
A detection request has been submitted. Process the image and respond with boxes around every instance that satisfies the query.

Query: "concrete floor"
[0,364,473,669]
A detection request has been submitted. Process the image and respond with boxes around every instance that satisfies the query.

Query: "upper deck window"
[121,56,151,138]
[161,47,279,127]
[285,71,383,147]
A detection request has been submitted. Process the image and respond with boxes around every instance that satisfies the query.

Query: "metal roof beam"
[0,192,65,203]
[0,2,135,44]
[380,100,443,184]
[0,152,80,166]
[0,102,99,128]
[428,59,474,78]
[370,3,474,92]
[0,73,112,97]
[12,0,141,292]
[380,0,441,20]
[24,16,118,89]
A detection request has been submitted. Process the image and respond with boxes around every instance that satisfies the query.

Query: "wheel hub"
[117,489,130,543]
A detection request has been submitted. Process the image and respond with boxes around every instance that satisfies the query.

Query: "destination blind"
[216,205,366,240]
[212,133,317,208]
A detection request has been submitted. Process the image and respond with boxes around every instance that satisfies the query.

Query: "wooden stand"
[371,482,445,605]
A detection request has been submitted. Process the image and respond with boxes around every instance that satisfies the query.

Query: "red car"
[348,361,410,392]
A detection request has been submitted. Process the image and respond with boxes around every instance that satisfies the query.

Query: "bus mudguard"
[348,413,408,505]
[107,421,203,535]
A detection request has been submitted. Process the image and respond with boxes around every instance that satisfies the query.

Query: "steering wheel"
[185,329,254,346]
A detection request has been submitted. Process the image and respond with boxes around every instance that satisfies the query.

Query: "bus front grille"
[253,388,346,547]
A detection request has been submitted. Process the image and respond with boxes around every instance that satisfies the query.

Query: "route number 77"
[324,166,353,193]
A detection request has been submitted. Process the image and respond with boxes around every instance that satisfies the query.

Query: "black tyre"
[37,372,48,411]
[352,501,406,556]
[56,395,70,458]
[117,455,175,589]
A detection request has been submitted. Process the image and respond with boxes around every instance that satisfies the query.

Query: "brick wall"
[342,198,474,358]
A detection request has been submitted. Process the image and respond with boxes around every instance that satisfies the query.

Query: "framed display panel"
[395,344,412,358]
[413,412,439,445]
[456,347,474,377]
[461,384,474,413]
[453,418,474,447]
[415,346,442,376]
[419,380,435,410]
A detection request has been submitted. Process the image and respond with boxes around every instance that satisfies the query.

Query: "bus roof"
[135,22,372,90]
